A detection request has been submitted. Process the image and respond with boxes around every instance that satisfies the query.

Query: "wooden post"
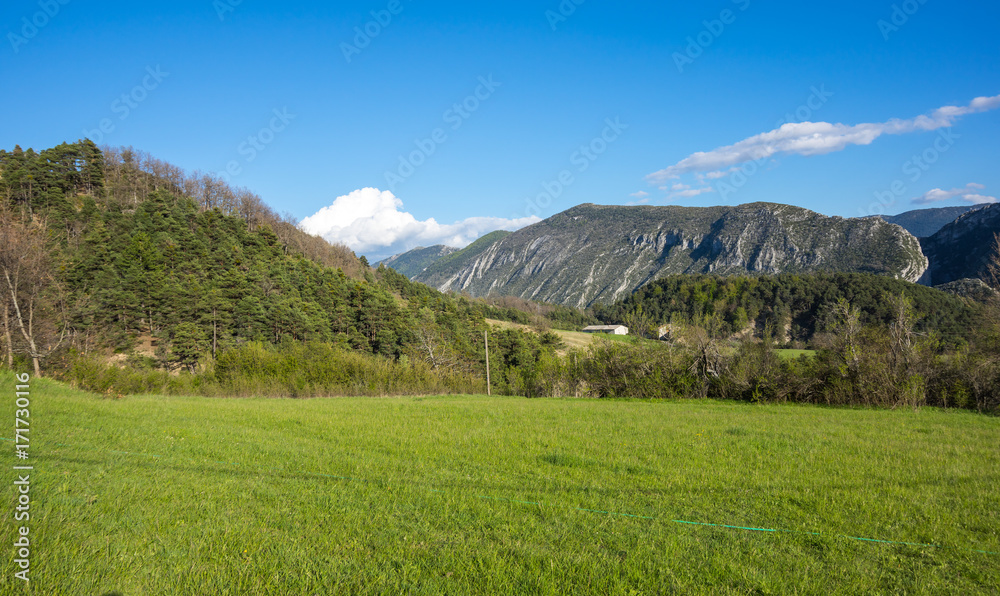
[484,330,491,396]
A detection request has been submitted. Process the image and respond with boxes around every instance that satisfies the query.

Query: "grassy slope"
[486,318,595,353]
[2,373,999,595]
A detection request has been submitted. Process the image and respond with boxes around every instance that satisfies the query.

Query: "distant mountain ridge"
[878,205,983,238]
[377,245,458,279]
[919,203,1000,286]
[413,202,928,308]
[415,230,512,280]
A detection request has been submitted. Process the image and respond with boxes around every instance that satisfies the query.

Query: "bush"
[579,339,701,399]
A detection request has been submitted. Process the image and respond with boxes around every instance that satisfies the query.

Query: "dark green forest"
[0,140,574,395]
[1,140,999,412]
[594,272,982,347]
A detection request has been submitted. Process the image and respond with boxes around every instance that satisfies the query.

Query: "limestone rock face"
[920,203,1000,286]
[415,202,929,308]
[378,245,458,279]
[878,205,982,238]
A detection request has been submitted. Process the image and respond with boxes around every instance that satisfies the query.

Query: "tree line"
[2,140,998,413]
[0,140,578,387]
[592,271,983,347]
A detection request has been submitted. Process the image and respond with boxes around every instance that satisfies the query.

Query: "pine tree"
[171,321,207,373]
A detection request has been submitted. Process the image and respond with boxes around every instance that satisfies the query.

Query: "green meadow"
[775,349,818,361]
[2,373,999,595]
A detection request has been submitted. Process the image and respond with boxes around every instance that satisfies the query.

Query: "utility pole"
[484,330,491,396]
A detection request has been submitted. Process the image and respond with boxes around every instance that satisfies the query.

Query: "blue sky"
[2,0,998,259]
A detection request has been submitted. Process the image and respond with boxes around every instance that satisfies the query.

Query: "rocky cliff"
[919,203,1000,286]
[415,202,928,308]
[878,205,982,238]
[378,245,458,279]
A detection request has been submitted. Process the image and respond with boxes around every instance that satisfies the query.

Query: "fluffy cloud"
[298,188,541,259]
[911,183,997,205]
[646,93,1000,183]
[669,187,715,199]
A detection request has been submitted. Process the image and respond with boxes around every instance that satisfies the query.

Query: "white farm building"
[582,325,629,336]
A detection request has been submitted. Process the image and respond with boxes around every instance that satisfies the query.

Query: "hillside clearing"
[486,318,595,352]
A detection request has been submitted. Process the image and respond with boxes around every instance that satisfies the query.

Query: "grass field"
[2,372,999,595]
[484,319,664,354]
[484,319,596,353]
[776,349,818,360]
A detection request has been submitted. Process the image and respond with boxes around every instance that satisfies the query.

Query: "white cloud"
[646,93,1000,183]
[699,169,735,180]
[299,188,541,259]
[962,194,999,205]
[911,183,997,205]
[629,190,650,199]
[669,187,715,199]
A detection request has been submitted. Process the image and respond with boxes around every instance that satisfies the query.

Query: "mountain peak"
[415,202,927,308]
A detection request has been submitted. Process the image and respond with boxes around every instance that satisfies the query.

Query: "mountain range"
[382,203,998,308]
[878,205,983,238]
[919,203,1000,286]
[376,245,458,279]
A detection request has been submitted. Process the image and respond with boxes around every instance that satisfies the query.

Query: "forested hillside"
[594,272,982,346]
[0,141,568,389]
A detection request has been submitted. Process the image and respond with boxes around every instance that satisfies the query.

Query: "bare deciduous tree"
[0,210,64,376]
[2,293,12,368]
[888,292,917,371]
[832,298,862,373]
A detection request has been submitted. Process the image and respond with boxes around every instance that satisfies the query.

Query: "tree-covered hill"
[593,272,982,346]
[0,141,571,381]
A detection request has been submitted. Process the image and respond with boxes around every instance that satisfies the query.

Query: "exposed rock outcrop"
[920,203,1000,286]
[416,203,928,308]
